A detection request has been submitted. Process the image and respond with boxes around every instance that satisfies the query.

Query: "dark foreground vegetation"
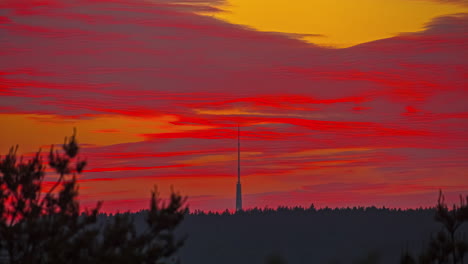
[1,131,467,264]
[0,131,187,264]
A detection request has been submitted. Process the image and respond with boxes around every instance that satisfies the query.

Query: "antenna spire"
[236,124,242,211]
[237,124,240,184]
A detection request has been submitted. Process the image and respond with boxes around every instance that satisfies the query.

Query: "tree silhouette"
[401,190,468,264]
[0,130,187,264]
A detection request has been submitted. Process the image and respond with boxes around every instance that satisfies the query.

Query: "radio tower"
[236,125,242,211]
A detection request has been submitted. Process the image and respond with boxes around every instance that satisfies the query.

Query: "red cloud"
[0,0,467,211]
[84,163,191,173]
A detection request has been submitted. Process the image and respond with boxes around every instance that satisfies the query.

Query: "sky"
[0,0,467,212]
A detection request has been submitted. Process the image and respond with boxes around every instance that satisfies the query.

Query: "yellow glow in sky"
[0,114,211,154]
[208,0,467,47]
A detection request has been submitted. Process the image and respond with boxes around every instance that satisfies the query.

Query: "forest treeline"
[101,204,436,218]
[189,205,435,216]
[106,195,464,264]
[149,204,466,264]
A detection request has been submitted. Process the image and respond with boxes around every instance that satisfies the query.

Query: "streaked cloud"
[0,0,466,212]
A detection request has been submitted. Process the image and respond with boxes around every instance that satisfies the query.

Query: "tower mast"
[236,125,242,211]
[237,124,240,184]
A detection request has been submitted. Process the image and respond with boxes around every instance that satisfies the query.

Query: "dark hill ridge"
[122,206,467,264]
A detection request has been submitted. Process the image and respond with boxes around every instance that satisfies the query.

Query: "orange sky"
[208,0,468,47]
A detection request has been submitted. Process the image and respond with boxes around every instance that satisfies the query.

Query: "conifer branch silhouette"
[400,190,468,264]
[0,130,187,264]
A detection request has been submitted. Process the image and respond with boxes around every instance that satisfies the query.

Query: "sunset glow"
[210,0,468,47]
[0,0,467,212]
